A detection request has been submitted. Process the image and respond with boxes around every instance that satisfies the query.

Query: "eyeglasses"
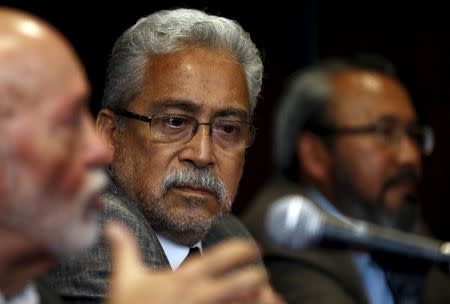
[311,118,434,156]
[114,109,256,150]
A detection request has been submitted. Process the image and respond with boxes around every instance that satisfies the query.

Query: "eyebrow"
[146,98,250,121]
[146,99,201,114]
[376,114,418,124]
[213,108,250,121]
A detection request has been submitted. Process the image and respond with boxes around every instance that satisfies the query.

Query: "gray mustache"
[161,167,226,201]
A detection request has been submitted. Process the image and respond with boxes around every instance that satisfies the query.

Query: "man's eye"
[377,122,400,140]
[223,124,239,134]
[164,116,188,127]
[215,121,242,135]
[380,125,395,135]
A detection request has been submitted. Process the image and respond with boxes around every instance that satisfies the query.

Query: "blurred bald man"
[0,7,278,304]
[0,6,111,303]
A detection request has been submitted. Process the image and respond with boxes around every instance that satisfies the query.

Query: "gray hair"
[274,56,397,181]
[102,8,263,113]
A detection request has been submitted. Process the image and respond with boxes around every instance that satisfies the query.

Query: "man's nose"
[178,124,215,169]
[396,133,422,173]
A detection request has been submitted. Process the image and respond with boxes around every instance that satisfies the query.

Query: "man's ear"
[96,108,117,154]
[296,132,332,183]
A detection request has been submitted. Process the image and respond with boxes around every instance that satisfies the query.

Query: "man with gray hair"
[243,57,450,303]
[48,7,282,303]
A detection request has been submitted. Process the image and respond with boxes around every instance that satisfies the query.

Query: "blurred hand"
[229,280,286,304]
[105,221,282,304]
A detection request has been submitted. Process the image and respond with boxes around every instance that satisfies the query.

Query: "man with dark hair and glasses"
[243,56,450,303]
[47,7,282,304]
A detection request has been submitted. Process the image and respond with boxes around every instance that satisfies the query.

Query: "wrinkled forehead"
[327,70,416,126]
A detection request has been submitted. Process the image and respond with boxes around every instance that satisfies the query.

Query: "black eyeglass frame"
[308,120,434,156]
[113,109,256,148]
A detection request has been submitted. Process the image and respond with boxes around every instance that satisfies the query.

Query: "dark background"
[4,1,450,239]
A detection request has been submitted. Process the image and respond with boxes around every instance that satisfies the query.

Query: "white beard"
[1,163,108,257]
[44,169,108,257]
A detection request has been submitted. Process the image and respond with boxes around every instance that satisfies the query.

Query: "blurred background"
[4,0,450,239]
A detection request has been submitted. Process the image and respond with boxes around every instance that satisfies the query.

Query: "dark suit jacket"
[35,278,64,304]
[242,177,450,304]
[46,181,256,304]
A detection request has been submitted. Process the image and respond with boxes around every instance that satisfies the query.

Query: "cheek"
[114,137,179,194]
[216,151,245,198]
[138,153,167,194]
[337,140,390,200]
[19,129,84,199]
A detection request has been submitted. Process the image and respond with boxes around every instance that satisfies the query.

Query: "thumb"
[104,221,142,273]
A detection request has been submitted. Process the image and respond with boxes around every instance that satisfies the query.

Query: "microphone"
[265,194,450,263]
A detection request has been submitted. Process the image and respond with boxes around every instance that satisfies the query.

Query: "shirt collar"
[156,233,202,270]
[303,186,356,226]
[304,187,372,255]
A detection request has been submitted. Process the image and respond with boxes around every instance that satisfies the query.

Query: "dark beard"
[332,164,420,232]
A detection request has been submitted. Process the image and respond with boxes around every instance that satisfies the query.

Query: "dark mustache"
[383,166,420,189]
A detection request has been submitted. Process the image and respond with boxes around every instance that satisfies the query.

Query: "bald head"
[0,7,88,115]
[0,6,110,260]
[0,8,112,296]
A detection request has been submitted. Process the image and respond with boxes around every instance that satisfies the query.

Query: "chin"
[166,210,217,234]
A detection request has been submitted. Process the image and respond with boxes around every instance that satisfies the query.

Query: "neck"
[160,230,206,247]
[0,227,56,297]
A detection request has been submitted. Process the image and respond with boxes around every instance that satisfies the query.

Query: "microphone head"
[265,194,324,250]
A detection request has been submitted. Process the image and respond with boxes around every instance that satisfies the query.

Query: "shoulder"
[44,185,166,302]
[101,189,143,224]
[241,177,301,239]
[100,186,168,267]
[203,213,254,247]
[214,213,253,237]
[265,249,366,304]
[422,265,450,303]
[100,186,145,226]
